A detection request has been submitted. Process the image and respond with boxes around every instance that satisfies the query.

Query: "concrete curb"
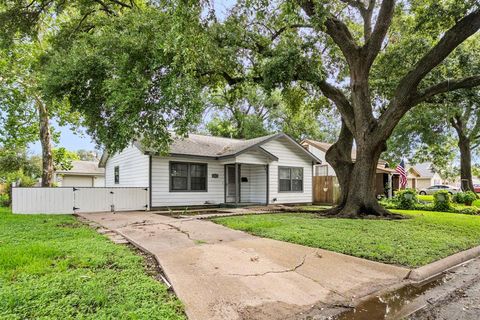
[408,245,480,281]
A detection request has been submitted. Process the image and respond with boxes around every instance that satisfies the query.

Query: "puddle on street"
[334,275,447,320]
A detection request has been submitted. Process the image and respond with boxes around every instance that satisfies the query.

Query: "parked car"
[419,185,460,195]
[474,184,480,193]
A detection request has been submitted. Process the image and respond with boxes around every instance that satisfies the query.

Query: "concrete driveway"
[78,211,409,320]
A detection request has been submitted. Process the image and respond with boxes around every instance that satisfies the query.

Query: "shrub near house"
[433,190,452,212]
[381,189,479,215]
[453,191,477,206]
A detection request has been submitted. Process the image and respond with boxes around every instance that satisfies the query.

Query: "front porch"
[224,163,268,206]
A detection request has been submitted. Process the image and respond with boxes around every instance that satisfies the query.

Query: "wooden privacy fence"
[313,176,340,205]
[12,187,149,214]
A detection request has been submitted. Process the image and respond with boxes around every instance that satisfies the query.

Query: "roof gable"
[100,133,321,164]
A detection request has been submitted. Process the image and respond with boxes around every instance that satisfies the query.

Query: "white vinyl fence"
[12,187,149,214]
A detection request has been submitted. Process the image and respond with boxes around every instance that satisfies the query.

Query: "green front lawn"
[0,208,185,319]
[417,194,434,202]
[213,210,480,267]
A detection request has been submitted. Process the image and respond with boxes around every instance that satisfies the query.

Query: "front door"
[226,165,236,203]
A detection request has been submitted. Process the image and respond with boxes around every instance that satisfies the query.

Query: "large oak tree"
[200,0,480,217]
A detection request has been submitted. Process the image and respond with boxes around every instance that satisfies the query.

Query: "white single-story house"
[99,133,321,209]
[54,160,105,187]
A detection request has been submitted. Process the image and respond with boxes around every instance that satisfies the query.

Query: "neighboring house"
[407,162,443,190]
[406,167,422,189]
[54,160,105,187]
[99,133,321,208]
[301,139,399,197]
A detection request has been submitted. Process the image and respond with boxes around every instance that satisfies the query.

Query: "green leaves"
[42,7,207,153]
[52,147,79,171]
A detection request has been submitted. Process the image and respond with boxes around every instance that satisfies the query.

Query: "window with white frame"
[279,167,303,192]
[170,162,207,191]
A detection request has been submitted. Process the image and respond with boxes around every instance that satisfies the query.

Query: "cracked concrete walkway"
[78,211,409,320]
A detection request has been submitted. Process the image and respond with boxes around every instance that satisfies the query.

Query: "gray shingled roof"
[100,133,322,167]
[139,133,281,158]
[56,160,105,175]
[409,162,436,178]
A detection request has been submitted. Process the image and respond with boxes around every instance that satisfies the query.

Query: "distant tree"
[205,86,336,141]
[76,149,99,161]
[0,148,41,179]
[0,3,81,186]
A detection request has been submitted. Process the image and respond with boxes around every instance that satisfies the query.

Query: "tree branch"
[394,10,480,105]
[450,114,463,133]
[297,0,359,64]
[324,16,360,64]
[317,80,355,132]
[271,24,312,41]
[411,75,480,105]
[340,0,376,41]
[92,0,117,15]
[107,0,132,8]
[364,0,395,67]
[377,9,480,137]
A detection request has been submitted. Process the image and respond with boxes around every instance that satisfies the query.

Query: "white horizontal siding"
[238,164,267,203]
[235,149,270,164]
[307,145,336,176]
[94,177,105,187]
[240,165,251,201]
[105,145,149,187]
[151,156,225,207]
[262,137,313,204]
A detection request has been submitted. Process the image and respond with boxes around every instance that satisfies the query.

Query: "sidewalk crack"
[228,252,310,277]
[162,222,194,240]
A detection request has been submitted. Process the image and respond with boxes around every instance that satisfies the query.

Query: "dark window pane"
[114,166,120,184]
[291,168,303,180]
[171,163,188,177]
[292,179,303,191]
[191,177,206,191]
[172,177,188,190]
[190,164,206,177]
[279,179,291,191]
[279,168,291,179]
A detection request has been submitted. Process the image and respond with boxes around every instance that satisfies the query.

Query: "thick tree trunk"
[38,102,54,187]
[325,139,397,218]
[324,121,354,207]
[321,119,398,218]
[458,135,475,192]
[452,116,476,194]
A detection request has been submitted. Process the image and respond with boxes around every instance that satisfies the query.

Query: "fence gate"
[12,187,149,214]
[313,176,340,205]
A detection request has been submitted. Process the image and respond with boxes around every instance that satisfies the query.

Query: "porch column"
[388,174,393,198]
[235,163,239,205]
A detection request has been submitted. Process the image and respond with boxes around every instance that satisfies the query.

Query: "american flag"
[396,159,407,189]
